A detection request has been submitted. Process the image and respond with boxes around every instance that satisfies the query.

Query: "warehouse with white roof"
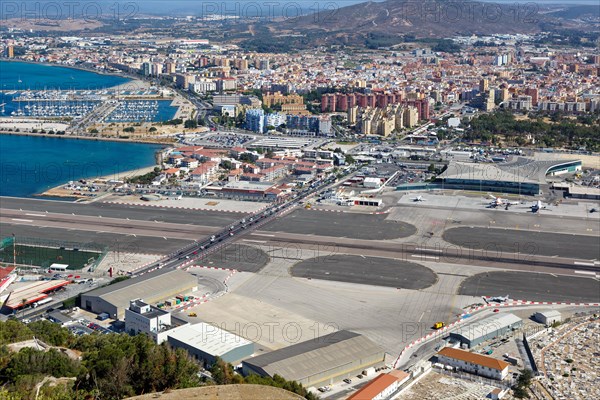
[167,323,254,365]
[450,313,523,348]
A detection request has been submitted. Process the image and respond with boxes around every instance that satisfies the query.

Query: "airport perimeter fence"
[0,236,108,271]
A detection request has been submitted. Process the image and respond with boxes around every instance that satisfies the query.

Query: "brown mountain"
[268,0,573,39]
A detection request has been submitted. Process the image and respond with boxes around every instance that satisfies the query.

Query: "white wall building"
[437,347,510,380]
[125,299,186,344]
[534,310,562,326]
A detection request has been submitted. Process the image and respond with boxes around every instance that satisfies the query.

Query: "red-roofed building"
[240,173,265,182]
[164,168,180,178]
[347,371,410,400]
[437,347,510,380]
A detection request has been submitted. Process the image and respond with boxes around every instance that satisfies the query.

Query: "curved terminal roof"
[438,157,581,184]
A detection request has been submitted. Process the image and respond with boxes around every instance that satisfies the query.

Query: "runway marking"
[574,270,597,276]
[11,218,33,223]
[574,262,595,267]
[252,233,274,237]
[416,248,443,253]
[25,213,46,217]
[242,239,266,243]
[411,255,439,260]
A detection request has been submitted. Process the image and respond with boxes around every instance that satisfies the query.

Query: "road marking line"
[574,262,595,267]
[574,270,597,276]
[415,248,443,253]
[25,213,46,217]
[411,255,438,260]
[11,218,33,222]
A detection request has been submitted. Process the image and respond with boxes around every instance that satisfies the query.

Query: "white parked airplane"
[411,195,426,202]
[531,200,547,213]
[489,294,510,303]
[487,194,519,208]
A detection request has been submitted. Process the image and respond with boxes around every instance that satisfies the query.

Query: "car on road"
[493,308,500,312]
[343,378,352,384]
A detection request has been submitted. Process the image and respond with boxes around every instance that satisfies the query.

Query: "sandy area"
[93,251,162,277]
[0,118,70,132]
[125,385,303,400]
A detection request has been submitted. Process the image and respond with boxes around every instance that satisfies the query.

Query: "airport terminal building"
[81,269,198,319]
[450,313,523,348]
[242,330,385,388]
[430,158,582,196]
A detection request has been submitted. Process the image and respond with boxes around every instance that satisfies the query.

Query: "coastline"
[36,165,159,200]
[0,129,176,145]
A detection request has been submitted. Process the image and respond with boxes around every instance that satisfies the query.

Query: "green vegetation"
[0,244,100,270]
[465,111,600,151]
[345,154,356,164]
[126,167,161,185]
[431,39,461,53]
[184,119,198,129]
[513,369,533,399]
[0,321,319,399]
[209,358,317,400]
[163,118,184,126]
[0,320,199,399]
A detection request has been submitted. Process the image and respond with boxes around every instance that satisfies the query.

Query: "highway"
[124,172,345,275]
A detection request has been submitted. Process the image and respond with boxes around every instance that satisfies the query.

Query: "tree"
[220,160,233,170]
[184,119,198,129]
[345,154,355,164]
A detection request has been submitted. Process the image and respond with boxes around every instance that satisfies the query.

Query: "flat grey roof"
[438,158,581,184]
[452,313,522,342]
[243,330,384,382]
[83,269,196,309]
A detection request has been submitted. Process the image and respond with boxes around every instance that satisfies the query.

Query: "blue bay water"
[0,60,130,91]
[0,134,163,197]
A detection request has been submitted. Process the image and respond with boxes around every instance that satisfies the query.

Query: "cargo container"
[97,312,110,321]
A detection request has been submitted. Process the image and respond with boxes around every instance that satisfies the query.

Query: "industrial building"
[449,313,523,348]
[347,370,410,400]
[167,323,254,365]
[435,158,582,195]
[534,310,562,326]
[437,347,510,380]
[125,299,188,344]
[242,330,385,388]
[80,269,197,320]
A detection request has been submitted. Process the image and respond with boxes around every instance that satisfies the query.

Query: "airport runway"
[0,224,192,255]
[265,209,417,239]
[443,227,600,260]
[0,197,243,226]
[196,244,270,272]
[459,271,600,303]
[292,255,437,289]
[0,208,218,239]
